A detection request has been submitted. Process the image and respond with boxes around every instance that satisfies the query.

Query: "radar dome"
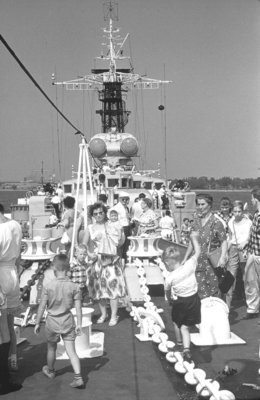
[89,138,106,157]
[120,137,138,157]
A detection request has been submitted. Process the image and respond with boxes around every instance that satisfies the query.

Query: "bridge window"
[107,179,119,187]
[144,182,152,189]
[154,183,162,190]
[122,178,128,188]
[64,184,72,193]
[133,181,141,189]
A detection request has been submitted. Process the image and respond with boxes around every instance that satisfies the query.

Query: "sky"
[0,0,260,182]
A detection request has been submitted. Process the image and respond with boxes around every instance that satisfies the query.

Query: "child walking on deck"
[162,231,201,363]
[34,254,84,388]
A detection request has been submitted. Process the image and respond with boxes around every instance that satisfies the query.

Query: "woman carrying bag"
[226,201,252,308]
[83,202,126,327]
[182,193,228,299]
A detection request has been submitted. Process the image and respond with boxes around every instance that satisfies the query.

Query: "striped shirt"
[247,211,260,256]
[67,260,87,288]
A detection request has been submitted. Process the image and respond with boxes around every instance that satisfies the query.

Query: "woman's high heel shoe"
[96,315,107,324]
[108,316,119,327]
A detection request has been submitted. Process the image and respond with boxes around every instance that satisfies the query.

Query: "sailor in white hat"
[118,191,130,199]
[113,191,131,260]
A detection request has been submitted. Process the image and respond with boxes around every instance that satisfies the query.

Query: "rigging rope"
[0,33,99,168]
[0,34,82,135]
[140,87,148,170]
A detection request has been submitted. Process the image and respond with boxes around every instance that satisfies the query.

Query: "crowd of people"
[160,190,259,364]
[2,187,260,391]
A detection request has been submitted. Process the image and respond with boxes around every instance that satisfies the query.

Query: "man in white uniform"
[112,192,131,260]
[0,204,23,384]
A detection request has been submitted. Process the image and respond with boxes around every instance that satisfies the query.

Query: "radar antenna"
[103,1,118,22]
[52,3,172,133]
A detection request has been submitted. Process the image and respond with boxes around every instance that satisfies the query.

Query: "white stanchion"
[56,307,104,359]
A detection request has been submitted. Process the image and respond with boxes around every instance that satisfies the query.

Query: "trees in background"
[169,177,260,190]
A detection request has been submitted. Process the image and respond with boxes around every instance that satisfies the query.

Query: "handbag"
[216,267,235,294]
[233,221,248,263]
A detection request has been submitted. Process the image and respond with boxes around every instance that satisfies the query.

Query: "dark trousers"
[52,203,60,219]
[0,342,10,385]
[122,225,132,261]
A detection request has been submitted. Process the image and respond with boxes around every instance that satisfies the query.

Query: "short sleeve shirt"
[164,256,198,298]
[228,216,252,246]
[42,277,81,317]
[0,220,22,264]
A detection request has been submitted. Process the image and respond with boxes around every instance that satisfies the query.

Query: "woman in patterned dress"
[182,194,228,299]
[83,202,126,327]
[137,198,159,236]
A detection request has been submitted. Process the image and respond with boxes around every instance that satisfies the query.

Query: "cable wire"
[0,34,82,135]
[0,33,99,168]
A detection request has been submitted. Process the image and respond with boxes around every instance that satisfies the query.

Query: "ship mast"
[52,1,172,134]
[94,1,131,132]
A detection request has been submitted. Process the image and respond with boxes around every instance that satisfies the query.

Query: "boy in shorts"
[162,231,201,363]
[34,254,84,388]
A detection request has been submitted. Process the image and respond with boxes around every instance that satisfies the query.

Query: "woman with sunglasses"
[83,202,126,326]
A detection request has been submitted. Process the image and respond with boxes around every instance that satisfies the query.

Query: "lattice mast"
[52,1,172,133]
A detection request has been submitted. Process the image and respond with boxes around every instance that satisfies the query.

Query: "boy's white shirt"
[228,216,252,246]
[164,255,198,299]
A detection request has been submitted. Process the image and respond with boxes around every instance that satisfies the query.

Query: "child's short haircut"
[162,246,181,264]
[53,253,70,271]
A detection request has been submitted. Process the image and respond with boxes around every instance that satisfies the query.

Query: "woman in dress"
[226,200,252,308]
[182,193,228,299]
[83,202,126,327]
[137,198,159,236]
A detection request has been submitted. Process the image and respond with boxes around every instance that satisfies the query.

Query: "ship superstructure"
[53,1,172,201]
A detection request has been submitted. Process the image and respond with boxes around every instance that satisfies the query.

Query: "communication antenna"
[103,1,118,21]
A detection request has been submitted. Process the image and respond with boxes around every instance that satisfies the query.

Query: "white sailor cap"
[118,191,130,198]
